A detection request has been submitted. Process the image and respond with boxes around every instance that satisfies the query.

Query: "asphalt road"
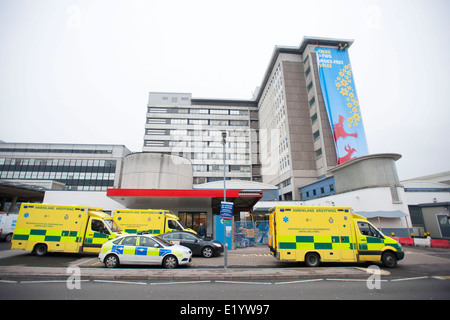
[1,277,449,300]
[1,241,449,300]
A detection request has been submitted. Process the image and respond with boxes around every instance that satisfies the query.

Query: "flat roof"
[107,188,262,211]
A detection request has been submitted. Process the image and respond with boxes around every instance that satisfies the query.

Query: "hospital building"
[1,37,449,240]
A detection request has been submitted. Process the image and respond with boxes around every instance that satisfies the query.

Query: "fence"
[235,220,270,248]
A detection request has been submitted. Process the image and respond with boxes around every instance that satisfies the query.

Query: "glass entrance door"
[178,212,207,233]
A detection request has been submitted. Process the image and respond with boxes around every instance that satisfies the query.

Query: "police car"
[98,233,192,268]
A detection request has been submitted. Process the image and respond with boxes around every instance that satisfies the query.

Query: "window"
[188,119,208,125]
[146,129,166,135]
[210,120,228,126]
[147,118,167,124]
[121,236,138,246]
[358,222,382,238]
[189,109,209,114]
[168,220,182,230]
[307,81,313,92]
[229,120,248,126]
[305,66,311,78]
[182,233,197,241]
[145,141,165,147]
[139,236,160,248]
[91,219,109,234]
[315,148,322,158]
[171,119,188,124]
[309,96,316,108]
[210,109,228,115]
[313,130,320,141]
[311,113,318,125]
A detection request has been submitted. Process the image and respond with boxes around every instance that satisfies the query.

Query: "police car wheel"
[202,246,213,258]
[104,254,120,268]
[305,252,321,267]
[381,252,397,268]
[163,255,178,268]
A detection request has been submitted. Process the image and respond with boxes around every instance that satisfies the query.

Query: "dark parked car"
[160,231,224,258]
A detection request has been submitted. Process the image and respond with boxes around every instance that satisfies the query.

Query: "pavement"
[0,245,389,282]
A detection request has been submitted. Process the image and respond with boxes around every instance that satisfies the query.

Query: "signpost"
[220,201,233,268]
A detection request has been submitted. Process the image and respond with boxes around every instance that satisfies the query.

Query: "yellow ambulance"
[11,203,124,256]
[269,206,404,268]
[113,209,196,235]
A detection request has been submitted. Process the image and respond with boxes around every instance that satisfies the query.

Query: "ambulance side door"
[356,221,384,261]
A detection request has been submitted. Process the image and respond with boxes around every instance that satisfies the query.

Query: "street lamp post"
[222,131,227,269]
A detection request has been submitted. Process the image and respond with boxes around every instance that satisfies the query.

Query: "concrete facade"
[120,152,193,189]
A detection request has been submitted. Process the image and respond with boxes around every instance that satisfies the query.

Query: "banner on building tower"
[314,47,369,164]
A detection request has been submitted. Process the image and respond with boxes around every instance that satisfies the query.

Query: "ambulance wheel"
[34,243,48,256]
[104,254,120,268]
[163,255,178,268]
[381,252,397,268]
[305,252,321,267]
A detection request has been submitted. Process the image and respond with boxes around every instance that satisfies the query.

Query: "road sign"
[220,201,233,219]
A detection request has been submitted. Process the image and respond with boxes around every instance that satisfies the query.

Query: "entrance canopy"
[106,188,262,213]
[355,210,408,219]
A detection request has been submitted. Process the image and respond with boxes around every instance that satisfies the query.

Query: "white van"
[0,213,18,242]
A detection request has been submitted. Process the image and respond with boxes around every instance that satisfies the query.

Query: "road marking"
[70,257,98,267]
[93,279,147,285]
[355,267,390,276]
[275,279,324,285]
[20,280,90,284]
[326,278,387,282]
[150,280,212,285]
[215,280,272,285]
[390,276,429,282]
[432,276,450,280]
[0,280,18,283]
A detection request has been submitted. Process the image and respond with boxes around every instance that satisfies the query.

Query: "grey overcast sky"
[0,0,449,181]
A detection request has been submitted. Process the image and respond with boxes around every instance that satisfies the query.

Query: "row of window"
[166,151,250,161]
[146,129,248,138]
[0,158,116,168]
[304,53,323,160]
[147,118,249,127]
[145,140,249,150]
[0,148,113,154]
[148,107,248,116]
[0,157,117,191]
[192,165,251,173]
[302,183,335,200]
[0,170,115,181]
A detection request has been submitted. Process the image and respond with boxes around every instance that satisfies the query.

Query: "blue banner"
[315,47,369,164]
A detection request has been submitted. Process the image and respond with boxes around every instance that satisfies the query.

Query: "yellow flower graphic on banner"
[335,63,361,128]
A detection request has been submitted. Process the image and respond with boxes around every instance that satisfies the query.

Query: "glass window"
[139,236,160,248]
[121,236,137,246]
[168,220,182,230]
[91,219,109,234]
[358,222,382,238]
[182,233,198,241]
[164,233,183,241]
